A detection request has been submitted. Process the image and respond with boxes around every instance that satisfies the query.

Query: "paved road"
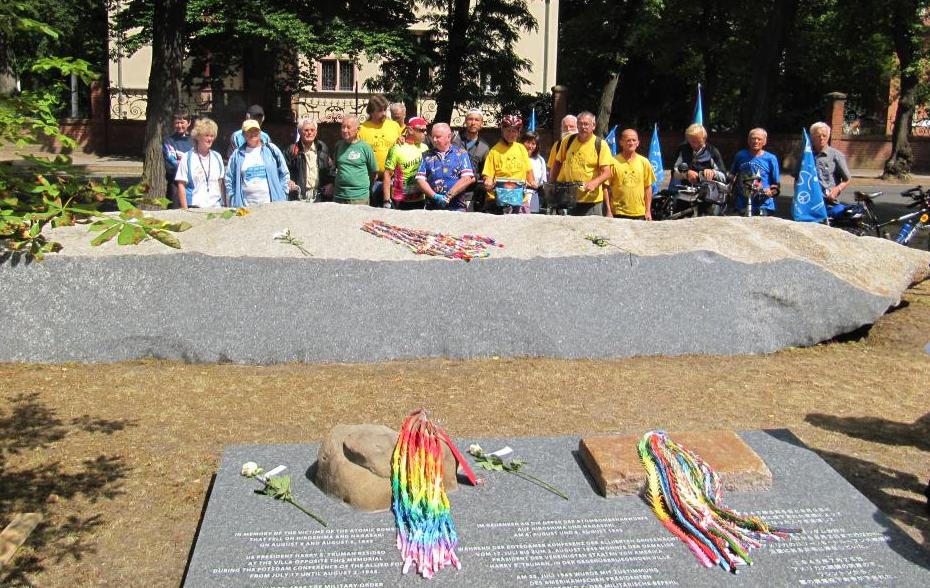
[773,183,930,252]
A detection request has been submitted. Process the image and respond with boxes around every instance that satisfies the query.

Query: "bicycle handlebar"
[901,186,925,199]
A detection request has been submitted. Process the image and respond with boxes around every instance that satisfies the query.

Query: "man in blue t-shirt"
[730,128,780,215]
[416,123,475,212]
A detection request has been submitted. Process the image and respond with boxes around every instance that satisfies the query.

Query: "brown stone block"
[579,431,772,497]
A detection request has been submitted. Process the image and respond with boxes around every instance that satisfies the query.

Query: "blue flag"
[792,129,827,222]
[648,123,664,193]
[693,84,704,125]
[527,108,537,132]
[605,125,618,156]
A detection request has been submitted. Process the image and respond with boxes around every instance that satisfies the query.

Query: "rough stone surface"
[314,424,456,512]
[1,204,928,364]
[184,432,930,587]
[579,431,773,496]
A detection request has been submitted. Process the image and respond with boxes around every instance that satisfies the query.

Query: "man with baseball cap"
[227,104,271,159]
[382,116,429,209]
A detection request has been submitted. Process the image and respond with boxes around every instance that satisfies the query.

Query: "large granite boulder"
[0,203,928,363]
[314,424,458,512]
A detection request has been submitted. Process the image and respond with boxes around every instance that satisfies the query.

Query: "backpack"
[559,134,604,163]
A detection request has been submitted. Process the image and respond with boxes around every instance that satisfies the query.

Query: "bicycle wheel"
[860,203,882,238]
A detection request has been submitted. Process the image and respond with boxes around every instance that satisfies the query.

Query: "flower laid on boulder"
[241,462,327,526]
[467,444,568,500]
[272,228,312,256]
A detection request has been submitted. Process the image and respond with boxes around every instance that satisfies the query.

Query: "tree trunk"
[882,2,919,181]
[0,28,17,96]
[595,71,620,136]
[141,0,187,199]
[740,0,799,131]
[434,0,471,123]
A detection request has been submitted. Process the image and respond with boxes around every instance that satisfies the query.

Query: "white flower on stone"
[241,462,263,478]
[272,229,289,240]
[468,444,484,457]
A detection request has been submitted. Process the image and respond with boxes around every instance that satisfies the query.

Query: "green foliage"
[369,0,538,115]
[3,1,108,117]
[114,0,416,100]
[0,9,191,260]
[557,0,920,133]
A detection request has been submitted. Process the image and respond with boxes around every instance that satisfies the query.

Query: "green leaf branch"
[273,228,312,256]
[467,444,569,500]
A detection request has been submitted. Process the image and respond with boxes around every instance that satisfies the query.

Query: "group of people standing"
[163,95,852,219]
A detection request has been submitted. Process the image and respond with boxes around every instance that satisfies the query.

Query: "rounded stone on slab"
[314,423,459,512]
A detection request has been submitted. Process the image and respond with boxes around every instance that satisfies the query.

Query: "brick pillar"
[89,80,110,154]
[90,81,109,120]
[824,92,846,136]
[552,85,567,132]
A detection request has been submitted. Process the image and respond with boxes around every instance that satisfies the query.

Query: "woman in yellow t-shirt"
[481,114,534,214]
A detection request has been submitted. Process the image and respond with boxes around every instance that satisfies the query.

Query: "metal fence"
[111,87,502,127]
[109,88,248,120]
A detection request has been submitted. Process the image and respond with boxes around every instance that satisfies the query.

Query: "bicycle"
[830,185,930,250]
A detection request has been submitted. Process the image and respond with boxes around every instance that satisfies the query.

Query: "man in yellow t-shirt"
[481,114,534,214]
[606,129,657,220]
[550,111,613,216]
[358,94,403,206]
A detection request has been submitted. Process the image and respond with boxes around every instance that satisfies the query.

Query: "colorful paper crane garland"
[391,409,478,579]
[362,220,502,261]
[638,431,800,573]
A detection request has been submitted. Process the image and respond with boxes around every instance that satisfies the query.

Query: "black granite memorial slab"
[183,430,930,587]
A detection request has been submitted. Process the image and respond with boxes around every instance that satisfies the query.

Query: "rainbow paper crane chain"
[361,220,502,261]
[391,409,478,579]
[638,431,800,573]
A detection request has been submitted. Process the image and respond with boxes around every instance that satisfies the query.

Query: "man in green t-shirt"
[383,116,429,210]
[334,115,378,204]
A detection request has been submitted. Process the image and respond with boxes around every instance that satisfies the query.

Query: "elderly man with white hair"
[389,103,407,129]
[808,121,851,204]
[285,118,334,202]
[547,114,578,175]
[729,127,780,216]
[416,122,475,212]
[333,115,378,204]
[452,108,491,211]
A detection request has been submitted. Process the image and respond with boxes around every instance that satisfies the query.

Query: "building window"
[320,60,355,91]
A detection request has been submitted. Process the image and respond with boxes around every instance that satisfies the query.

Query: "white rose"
[241,462,262,477]
[468,444,483,457]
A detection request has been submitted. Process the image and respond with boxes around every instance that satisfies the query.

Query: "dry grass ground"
[1,282,929,586]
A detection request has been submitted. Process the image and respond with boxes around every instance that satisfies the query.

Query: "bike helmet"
[501,114,523,129]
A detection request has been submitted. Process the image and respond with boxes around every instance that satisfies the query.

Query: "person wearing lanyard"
[174,117,225,208]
